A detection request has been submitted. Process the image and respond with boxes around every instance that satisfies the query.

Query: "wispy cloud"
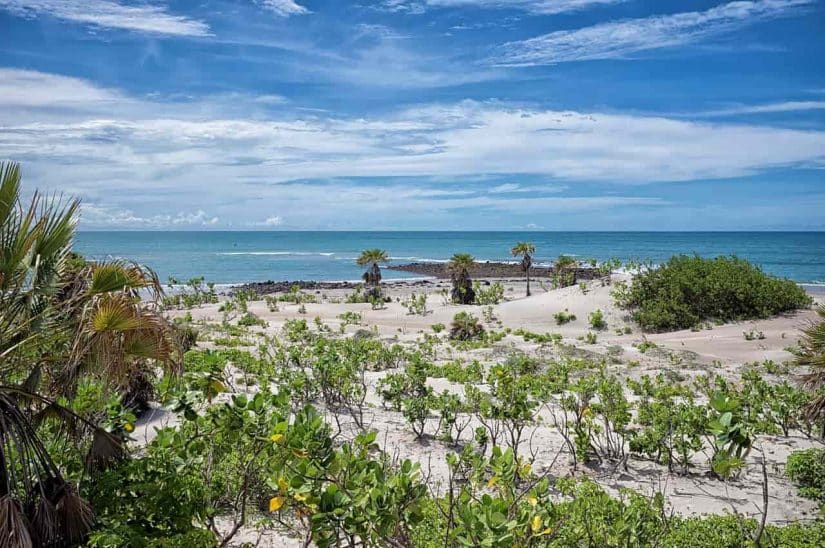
[696,100,825,116]
[0,0,210,36]
[2,69,824,228]
[491,0,812,66]
[257,0,310,17]
[0,68,123,107]
[380,0,624,15]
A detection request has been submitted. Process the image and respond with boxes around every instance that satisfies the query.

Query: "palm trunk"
[526,268,531,297]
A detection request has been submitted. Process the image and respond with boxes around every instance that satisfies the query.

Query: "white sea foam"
[216,251,335,256]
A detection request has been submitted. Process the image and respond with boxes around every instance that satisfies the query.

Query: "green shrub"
[588,309,606,330]
[238,312,266,327]
[617,255,811,332]
[86,429,213,546]
[662,514,825,547]
[449,312,485,341]
[474,281,505,305]
[554,309,576,325]
[403,292,429,315]
[787,448,825,503]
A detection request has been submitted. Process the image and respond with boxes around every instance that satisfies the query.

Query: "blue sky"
[0,0,823,230]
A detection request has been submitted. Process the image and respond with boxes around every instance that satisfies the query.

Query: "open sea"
[74,231,825,290]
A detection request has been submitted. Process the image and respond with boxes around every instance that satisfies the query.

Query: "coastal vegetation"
[615,255,812,332]
[799,305,825,421]
[2,162,824,546]
[447,252,475,304]
[510,241,535,297]
[554,254,578,288]
[356,248,389,301]
[0,162,179,545]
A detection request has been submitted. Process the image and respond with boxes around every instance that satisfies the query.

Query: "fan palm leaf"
[511,242,535,297]
[799,306,825,419]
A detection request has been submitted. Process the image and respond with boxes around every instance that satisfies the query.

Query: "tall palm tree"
[356,249,389,300]
[447,253,475,304]
[0,162,179,545]
[511,242,535,297]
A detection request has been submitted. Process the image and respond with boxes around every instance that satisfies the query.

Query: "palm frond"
[87,261,159,296]
[0,496,33,548]
[85,429,124,473]
[55,486,94,543]
[356,249,389,267]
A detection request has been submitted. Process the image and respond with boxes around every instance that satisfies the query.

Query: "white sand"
[156,277,823,545]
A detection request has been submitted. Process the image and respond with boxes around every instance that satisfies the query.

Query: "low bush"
[786,448,825,503]
[616,255,811,332]
[474,281,505,305]
[554,309,576,325]
[449,312,485,341]
[588,309,606,330]
[238,312,266,327]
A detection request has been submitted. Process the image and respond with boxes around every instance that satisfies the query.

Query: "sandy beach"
[152,270,824,545]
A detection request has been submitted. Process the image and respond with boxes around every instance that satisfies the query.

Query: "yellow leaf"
[277,477,289,493]
[531,515,542,534]
[124,423,134,433]
[270,434,285,444]
[486,476,499,488]
[269,496,286,512]
[294,492,307,502]
[527,496,538,507]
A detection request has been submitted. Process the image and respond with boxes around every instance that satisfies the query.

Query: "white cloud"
[261,216,284,226]
[2,69,824,228]
[80,205,219,228]
[492,0,812,66]
[0,69,123,108]
[257,0,310,17]
[697,100,825,116]
[2,70,823,187]
[0,0,211,36]
[488,183,564,193]
[380,0,623,15]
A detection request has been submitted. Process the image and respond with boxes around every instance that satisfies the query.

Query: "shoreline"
[222,260,825,297]
[386,260,603,280]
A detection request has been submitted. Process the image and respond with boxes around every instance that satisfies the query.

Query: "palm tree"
[0,162,179,544]
[356,249,389,300]
[799,305,825,423]
[0,162,78,361]
[511,242,536,297]
[447,253,476,304]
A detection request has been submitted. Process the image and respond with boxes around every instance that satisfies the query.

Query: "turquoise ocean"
[74,232,825,290]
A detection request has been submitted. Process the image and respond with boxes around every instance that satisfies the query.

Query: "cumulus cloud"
[492,0,812,65]
[0,0,211,36]
[80,205,219,228]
